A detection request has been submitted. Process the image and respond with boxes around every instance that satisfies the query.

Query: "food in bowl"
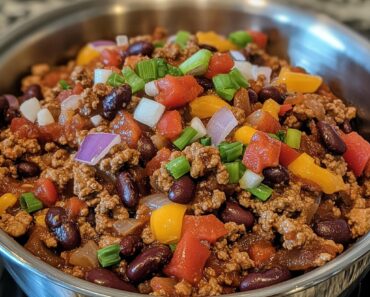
[0,27,369,295]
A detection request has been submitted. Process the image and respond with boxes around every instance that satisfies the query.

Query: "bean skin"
[54,222,81,250]
[0,96,9,127]
[127,245,172,282]
[258,86,284,104]
[342,119,353,134]
[240,267,291,291]
[20,84,43,102]
[195,77,214,91]
[314,219,352,244]
[45,207,67,229]
[262,165,290,186]
[220,201,254,228]
[102,85,132,120]
[116,171,139,208]
[317,121,347,155]
[86,268,138,292]
[17,161,40,178]
[127,41,154,56]
[247,89,258,104]
[120,234,143,257]
[168,175,195,204]
[138,134,157,162]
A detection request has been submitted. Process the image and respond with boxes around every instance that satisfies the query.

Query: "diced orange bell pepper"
[0,193,17,214]
[190,95,231,119]
[248,240,276,267]
[262,99,280,120]
[76,44,101,66]
[288,153,346,194]
[156,110,183,140]
[35,214,47,228]
[196,31,237,52]
[278,67,322,93]
[65,197,86,219]
[234,125,257,145]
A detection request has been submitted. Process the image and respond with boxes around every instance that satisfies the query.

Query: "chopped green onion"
[154,58,169,78]
[153,40,165,48]
[179,49,212,76]
[169,244,177,252]
[107,73,125,87]
[218,141,243,162]
[175,30,191,48]
[59,80,71,90]
[97,244,121,267]
[248,184,273,201]
[122,67,145,93]
[225,162,241,184]
[238,160,247,178]
[212,74,238,101]
[276,130,286,142]
[268,133,280,141]
[166,156,191,179]
[173,127,198,150]
[135,59,158,82]
[228,30,253,47]
[285,128,302,149]
[229,68,249,88]
[200,136,211,146]
[167,64,183,76]
[20,193,43,213]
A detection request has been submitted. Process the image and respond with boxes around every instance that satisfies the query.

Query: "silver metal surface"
[0,0,370,296]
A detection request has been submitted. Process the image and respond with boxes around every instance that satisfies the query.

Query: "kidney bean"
[128,166,150,196]
[138,134,157,162]
[239,267,291,291]
[127,245,172,282]
[102,85,132,120]
[17,161,40,178]
[168,175,195,204]
[46,207,67,229]
[262,165,289,186]
[220,201,254,228]
[342,119,353,134]
[4,108,19,124]
[317,121,347,155]
[0,96,9,127]
[53,222,81,250]
[195,77,214,91]
[116,171,139,208]
[198,44,217,52]
[247,88,258,104]
[20,84,43,102]
[127,41,154,56]
[314,219,352,244]
[120,234,143,257]
[86,268,138,292]
[258,86,284,104]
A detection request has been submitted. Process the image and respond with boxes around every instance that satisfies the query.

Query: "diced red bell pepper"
[101,48,122,67]
[342,132,370,177]
[247,30,268,48]
[279,104,293,117]
[163,232,211,284]
[205,53,234,79]
[145,147,172,176]
[155,75,203,109]
[34,178,58,207]
[242,131,281,174]
[279,142,301,167]
[246,110,281,134]
[248,240,276,267]
[181,214,228,244]
[156,110,183,140]
[110,111,142,148]
[65,197,86,219]
[10,117,39,139]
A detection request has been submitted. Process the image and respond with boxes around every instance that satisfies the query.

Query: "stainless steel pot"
[0,0,370,296]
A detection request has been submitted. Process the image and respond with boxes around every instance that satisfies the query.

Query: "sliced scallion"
[228,30,252,48]
[212,73,238,101]
[285,128,302,149]
[154,58,169,78]
[179,49,212,76]
[175,30,191,48]
[135,59,158,82]
[107,73,125,87]
[97,244,121,267]
[173,127,198,150]
[166,156,191,179]
[200,136,211,146]
[248,184,273,201]
[225,162,241,184]
[229,68,249,88]
[121,67,145,93]
[20,192,43,213]
[59,80,71,90]
[218,141,243,162]
[167,64,183,76]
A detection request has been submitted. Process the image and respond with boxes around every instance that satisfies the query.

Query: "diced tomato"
[63,114,91,140]
[155,75,203,109]
[101,48,122,67]
[342,132,370,177]
[145,147,172,176]
[156,110,183,140]
[164,232,211,284]
[279,104,293,116]
[110,111,142,148]
[38,123,63,142]
[10,117,39,139]
[42,70,63,88]
[65,197,86,219]
[246,110,281,134]
[279,142,301,167]
[72,82,84,95]
[34,178,58,207]
[242,131,281,174]
[247,30,268,48]
[205,53,234,79]
[57,82,84,102]
[150,277,177,295]
[248,240,276,267]
[182,214,228,244]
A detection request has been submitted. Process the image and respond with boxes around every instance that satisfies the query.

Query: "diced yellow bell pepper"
[150,203,187,244]
[196,31,237,52]
[76,44,101,66]
[190,95,231,119]
[278,68,322,93]
[35,214,47,228]
[0,193,17,214]
[234,126,257,145]
[288,153,346,194]
[262,99,280,120]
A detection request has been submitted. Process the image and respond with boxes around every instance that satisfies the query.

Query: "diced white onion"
[19,97,41,123]
[167,34,176,43]
[239,169,264,190]
[90,115,103,127]
[140,193,171,210]
[144,81,159,97]
[113,219,143,237]
[229,50,246,61]
[94,69,112,84]
[37,108,55,126]
[190,117,207,142]
[134,98,165,128]
[252,66,272,84]
[61,94,83,112]
[233,61,254,80]
[116,35,129,47]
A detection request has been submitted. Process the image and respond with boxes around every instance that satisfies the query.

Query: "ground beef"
[0,130,41,160]
[79,88,100,116]
[0,211,33,237]
[70,65,93,88]
[99,143,139,174]
[73,163,103,198]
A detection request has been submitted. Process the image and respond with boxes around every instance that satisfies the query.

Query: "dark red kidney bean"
[198,44,217,52]
[116,171,139,208]
[17,161,40,178]
[314,219,352,244]
[168,175,195,204]
[137,134,157,162]
[247,88,258,104]
[45,207,67,229]
[195,76,213,91]
[341,119,353,134]
[0,96,9,127]
[317,121,347,155]
[128,166,150,196]
[4,108,19,124]
[220,201,254,228]
[127,245,172,282]
[120,234,143,257]
[86,268,138,292]
[240,267,291,291]
[262,165,289,186]
[127,41,154,56]
[258,86,284,104]
[102,85,132,120]
[20,84,43,102]
[53,222,81,250]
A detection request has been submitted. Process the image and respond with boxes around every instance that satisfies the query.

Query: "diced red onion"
[4,94,19,109]
[206,107,238,146]
[94,69,112,84]
[140,193,171,210]
[75,133,121,165]
[239,169,264,189]
[144,81,159,97]
[253,66,272,84]
[19,97,41,123]
[229,50,246,61]
[190,117,207,142]
[116,35,129,47]
[90,114,103,127]
[37,108,55,126]
[234,61,254,80]
[61,94,83,112]
[113,219,144,236]
[89,40,116,52]
[133,98,165,128]
[69,240,99,268]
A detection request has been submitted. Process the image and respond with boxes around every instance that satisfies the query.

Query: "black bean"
[262,165,290,186]
[120,234,143,257]
[342,119,353,134]
[0,96,9,127]
[116,171,139,208]
[258,86,284,104]
[85,268,138,292]
[240,267,291,291]
[168,175,195,204]
[198,44,217,52]
[17,161,40,178]
[53,222,81,250]
[45,207,67,229]
[314,219,352,244]
[195,77,213,91]
[102,85,132,120]
[127,245,172,282]
[220,201,254,228]
[247,89,258,104]
[317,121,347,155]
[138,134,157,162]
[20,84,43,102]
[127,41,154,56]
